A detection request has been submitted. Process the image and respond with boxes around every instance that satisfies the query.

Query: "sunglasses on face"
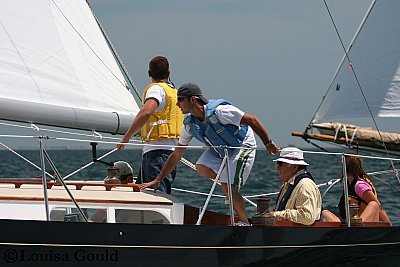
[177,96,187,102]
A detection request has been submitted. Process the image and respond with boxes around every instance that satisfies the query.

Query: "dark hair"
[149,56,170,80]
[345,155,370,181]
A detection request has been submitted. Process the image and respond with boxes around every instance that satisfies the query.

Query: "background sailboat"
[292,0,400,154]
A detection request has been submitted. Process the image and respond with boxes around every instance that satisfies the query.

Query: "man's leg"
[196,164,217,179]
[197,164,249,223]
[196,147,255,224]
[221,183,248,224]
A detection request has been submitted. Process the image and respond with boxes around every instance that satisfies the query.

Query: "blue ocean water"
[1,148,399,225]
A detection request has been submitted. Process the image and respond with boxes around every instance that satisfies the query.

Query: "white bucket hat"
[273,147,309,166]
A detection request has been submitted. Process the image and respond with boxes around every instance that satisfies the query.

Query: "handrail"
[0,180,140,192]
[1,123,399,225]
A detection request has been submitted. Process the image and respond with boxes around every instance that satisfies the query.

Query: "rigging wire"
[316,1,400,184]
[370,174,400,192]
[0,140,55,179]
[86,0,142,102]
[2,132,399,213]
[307,140,341,159]
[50,0,132,95]
[321,0,389,154]
[53,1,200,172]
[322,1,382,142]
[309,138,400,159]
[87,1,200,171]
[0,121,143,143]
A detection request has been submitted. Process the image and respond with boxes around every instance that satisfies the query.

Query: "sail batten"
[0,0,139,133]
[314,0,400,122]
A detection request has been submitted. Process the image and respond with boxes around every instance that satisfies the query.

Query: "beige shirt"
[274,170,322,225]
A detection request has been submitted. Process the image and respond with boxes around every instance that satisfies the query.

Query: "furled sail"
[292,0,400,152]
[0,0,139,134]
[314,0,400,123]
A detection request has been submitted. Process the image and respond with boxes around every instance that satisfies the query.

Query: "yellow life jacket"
[141,82,184,142]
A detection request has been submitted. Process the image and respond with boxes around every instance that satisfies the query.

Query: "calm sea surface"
[1,148,399,225]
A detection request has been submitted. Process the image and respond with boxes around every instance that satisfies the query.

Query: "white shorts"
[196,147,256,189]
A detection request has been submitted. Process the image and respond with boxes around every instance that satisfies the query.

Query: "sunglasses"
[177,96,187,102]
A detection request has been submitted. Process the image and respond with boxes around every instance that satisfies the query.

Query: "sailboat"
[0,0,400,266]
[292,0,400,154]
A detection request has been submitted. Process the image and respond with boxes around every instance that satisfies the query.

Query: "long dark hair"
[345,155,370,182]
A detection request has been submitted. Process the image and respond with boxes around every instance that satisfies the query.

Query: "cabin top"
[0,179,179,205]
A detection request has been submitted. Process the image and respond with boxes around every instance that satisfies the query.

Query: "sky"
[0,0,374,149]
[86,0,372,149]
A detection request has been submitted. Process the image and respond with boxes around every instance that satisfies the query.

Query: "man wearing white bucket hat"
[272,147,322,225]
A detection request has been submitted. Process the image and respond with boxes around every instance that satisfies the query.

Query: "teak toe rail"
[0,179,140,192]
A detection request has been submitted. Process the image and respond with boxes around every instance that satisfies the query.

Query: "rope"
[63,149,118,181]
[2,127,400,210]
[0,121,129,142]
[196,157,226,225]
[179,158,196,171]
[0,141,54,179]
[322,0,399,183]
[369,174,400,192]
[349,127,359,144]
[86,0,142,102]
[171,188,225,198]
[322,179,341,199]
[244,192,280,198]
[0,131,256,153]
[51,0,129,91]
[244,178,341,199]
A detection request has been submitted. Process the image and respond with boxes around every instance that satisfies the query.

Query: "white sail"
[314,0,400,123]
[0,0,139,134]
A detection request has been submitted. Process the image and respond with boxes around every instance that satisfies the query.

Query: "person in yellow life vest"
[116,56,183,194]
[338,155,391,225]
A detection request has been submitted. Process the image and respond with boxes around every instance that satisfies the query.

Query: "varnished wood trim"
[0,180,140,192]
[0,196,172,206]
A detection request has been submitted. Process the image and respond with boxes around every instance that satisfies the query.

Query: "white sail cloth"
[314,0,400,122]
[0,0,139,134]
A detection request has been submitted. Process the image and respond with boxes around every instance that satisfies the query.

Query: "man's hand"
[139,179,161,192]
[116,136,130,150]
[265,141,280,155]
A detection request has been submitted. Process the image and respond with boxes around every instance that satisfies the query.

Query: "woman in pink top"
[338,155,391,225]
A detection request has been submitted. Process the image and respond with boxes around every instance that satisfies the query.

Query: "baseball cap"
[178,82,208,104]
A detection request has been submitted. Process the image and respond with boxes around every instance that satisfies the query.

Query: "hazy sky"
[87,0,372,148]
[1,0,373,149]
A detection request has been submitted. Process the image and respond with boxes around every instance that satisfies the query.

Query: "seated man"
[110,161,135,184]
[88,161,134,222]
[272,147,321,225]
